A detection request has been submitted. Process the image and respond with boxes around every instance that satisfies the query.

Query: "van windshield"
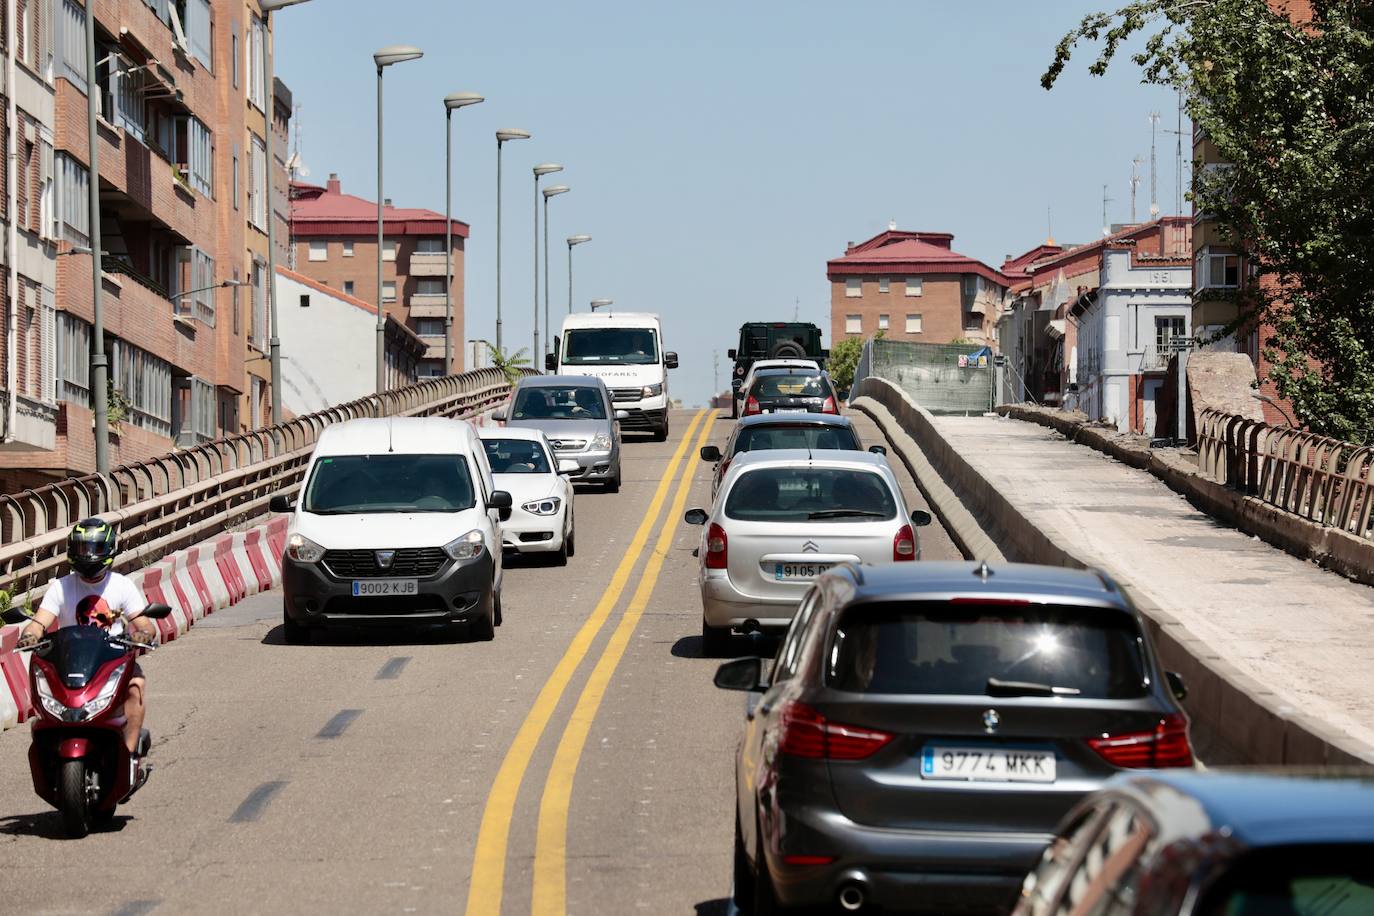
[563,328,659,365]
[302,454,476,514]
[512,386,608,420]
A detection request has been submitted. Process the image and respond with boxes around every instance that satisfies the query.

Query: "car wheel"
[282,607,311,645]
[701,617,731,657]
[493,589,503,627]
[605,472,621,494]
[470,596,496,641]
[566,525,576,558]
[653,419,669,442]
[732,801,756,909]
[751,810,780,915]
[554,535,569,567]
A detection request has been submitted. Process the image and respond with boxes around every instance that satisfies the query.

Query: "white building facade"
[1072,247,1192,435]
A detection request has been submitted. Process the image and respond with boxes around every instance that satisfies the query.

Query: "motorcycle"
[10,603,173,838]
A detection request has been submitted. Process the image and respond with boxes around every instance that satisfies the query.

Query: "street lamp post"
[83,0,108,472]
[444,92,484,375]
[590,298,612,312]
[541,184,569,362]
[494,129,531,354]
[259,0,313,425]
[531,164,562,363]
[567,235,591,317]
[373,46,424,395]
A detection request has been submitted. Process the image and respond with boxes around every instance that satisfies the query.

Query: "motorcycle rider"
[17,518,156,756]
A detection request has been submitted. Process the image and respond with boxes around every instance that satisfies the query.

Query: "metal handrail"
[1197,408,1374,539]
[0,367,533,600]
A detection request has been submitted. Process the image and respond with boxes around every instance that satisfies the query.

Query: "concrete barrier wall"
[852,377,1374,767]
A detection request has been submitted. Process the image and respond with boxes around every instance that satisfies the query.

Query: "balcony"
[0,392,59,452]
[420,340,447,360]
[407,293,449,318]
[1136,342,1193,372]
[409,252,451,277]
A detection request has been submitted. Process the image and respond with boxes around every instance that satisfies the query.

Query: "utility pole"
[1130,157,1142,223]
[1162,87,1187,218]
[1149,111,1161,219]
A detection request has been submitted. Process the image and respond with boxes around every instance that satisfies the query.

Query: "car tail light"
[1088,713,1194,768]
[821,395,838,414]
[705,523,728,569]
[893,524,916,561]
[743,396,761,416]
[777,701,892,760]
[782,855,836,866]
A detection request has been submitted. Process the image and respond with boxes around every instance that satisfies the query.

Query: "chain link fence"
[853,337,995,415]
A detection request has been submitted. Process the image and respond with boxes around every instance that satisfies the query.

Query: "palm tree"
[487,343,531,386]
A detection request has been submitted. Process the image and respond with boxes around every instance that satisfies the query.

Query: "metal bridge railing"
[0,367,532,601]
[865,337,995,415]
[1197,408,1374,538]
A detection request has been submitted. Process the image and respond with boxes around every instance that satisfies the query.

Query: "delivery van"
[545,312,677,441]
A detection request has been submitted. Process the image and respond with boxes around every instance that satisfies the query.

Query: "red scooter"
[17,603,172,838]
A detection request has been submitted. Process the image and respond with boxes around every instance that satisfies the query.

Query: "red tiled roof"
[290,178,470,238]
[827,228,1011,287]
[1001,243,1065,278]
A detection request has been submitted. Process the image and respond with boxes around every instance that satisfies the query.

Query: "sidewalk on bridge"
[932,413,1374,759]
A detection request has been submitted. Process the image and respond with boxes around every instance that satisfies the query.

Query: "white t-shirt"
[38,572,148,630]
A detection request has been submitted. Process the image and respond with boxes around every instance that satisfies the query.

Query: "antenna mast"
[1130,157,1142,223]
[1149,111,1161,219]
[1102,184,1113,237]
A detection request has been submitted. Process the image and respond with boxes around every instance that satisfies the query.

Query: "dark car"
[729,322,828,410]
[1013,769,1374,916]
[700,413,884,498]
[714,561,1194,915]
[741,368,840,418]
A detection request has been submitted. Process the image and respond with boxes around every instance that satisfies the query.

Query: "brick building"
[289,173,469,378]
[0,0,291,487]
[827,228,1010,347]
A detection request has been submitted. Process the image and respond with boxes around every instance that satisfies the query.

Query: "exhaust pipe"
[837,883,866,912]
[740,618,762,634]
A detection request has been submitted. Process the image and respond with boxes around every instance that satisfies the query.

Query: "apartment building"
[0,0,290,489]
[289,173,468,379]
[827,228,1010,348]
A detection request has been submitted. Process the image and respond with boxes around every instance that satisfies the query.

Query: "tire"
[57,759,91,839]
[554,536,569,567]
[701,617,731,657]
[282,607,311,645]
[493,589,503,627]
[750,810,780,915]
[566,525,576,558]
[471,592,496,641]
[768,340,806,359]
[652,417,669,442]
[732,801,756,909]
[605,471,621,494]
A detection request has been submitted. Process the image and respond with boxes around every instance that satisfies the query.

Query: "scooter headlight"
[521,497,562,517]
[32,669,67,719]
[81,662,127,719]
[443,529,485,561]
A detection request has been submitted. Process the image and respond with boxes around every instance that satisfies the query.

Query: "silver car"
[494,376,625,492]
[683,450,930,655]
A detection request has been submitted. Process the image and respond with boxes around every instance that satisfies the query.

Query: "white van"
[545,311,677,441]
[270,417,511,643]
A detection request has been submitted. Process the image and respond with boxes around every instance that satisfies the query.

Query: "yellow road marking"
[530,412,718,915]
[463,409,707,916]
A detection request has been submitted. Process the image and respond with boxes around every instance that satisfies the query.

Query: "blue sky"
[274,0,1183,406]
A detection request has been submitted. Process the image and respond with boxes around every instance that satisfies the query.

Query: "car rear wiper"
[986,677,1082,697]
[806,509,887,519]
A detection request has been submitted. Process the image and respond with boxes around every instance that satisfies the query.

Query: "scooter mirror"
[142,603,174,620]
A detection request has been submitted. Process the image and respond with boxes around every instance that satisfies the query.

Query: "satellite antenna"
[1149,111,1161,219]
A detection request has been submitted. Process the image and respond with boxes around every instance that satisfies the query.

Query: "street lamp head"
[496,128,531,143]
[590,298,612,311]
[259,0,311,11]
[543,184,570,200]
[567,235,592,247]
[533,163,563,177]
[444,92,484,111]
[222,279,244,288]
[373,45,423,68]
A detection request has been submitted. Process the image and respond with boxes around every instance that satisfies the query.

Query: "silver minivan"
[494,376,625,492]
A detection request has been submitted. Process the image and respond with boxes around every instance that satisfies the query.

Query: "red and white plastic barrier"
[0,514,289,731]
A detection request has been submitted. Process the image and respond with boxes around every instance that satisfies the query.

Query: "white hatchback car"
[683,450,931,654]
[478,428,577,564]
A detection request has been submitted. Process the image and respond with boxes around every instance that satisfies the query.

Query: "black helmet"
[68,518,117,579]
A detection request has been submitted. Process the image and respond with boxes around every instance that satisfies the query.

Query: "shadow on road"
[0,810,133,839]
[694,899,732,916]
[672,634,779,661]
[260,623,486,648]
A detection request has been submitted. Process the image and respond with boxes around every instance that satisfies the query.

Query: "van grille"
[610,387,642,402]
[322,548,447,578]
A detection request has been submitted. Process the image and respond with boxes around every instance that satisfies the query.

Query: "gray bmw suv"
[715,561,1194,914]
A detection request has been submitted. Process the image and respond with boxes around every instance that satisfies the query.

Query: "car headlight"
[641,383,663,398]
[287,533,325,563]
[592,433,613,451]
[443,529,485,561]
[522,497,562,516]
[33,668,67,719]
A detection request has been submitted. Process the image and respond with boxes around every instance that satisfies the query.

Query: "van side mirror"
[727,349,737,360]
[868,445,887,456]
[700,445,722,462]
[910,509,932,527]
[269,494,295,513]
[492,407,507,422]
[1166,671,1188,701]
[557,458,580,475]
[142,603,173,620]
[683,507,708,526]
[665,351,678,369]
[714,657,766,692]
[544,353,556,371]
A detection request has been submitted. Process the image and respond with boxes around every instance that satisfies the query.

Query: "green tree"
[1044,0,1374,442]
[486,343,530,386]
[828,336,866,393]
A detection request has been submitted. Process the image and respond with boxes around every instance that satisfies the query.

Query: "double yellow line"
[464,408,717,916]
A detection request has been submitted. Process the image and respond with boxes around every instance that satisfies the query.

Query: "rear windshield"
[483,438,552,474]
[512,386,607,420]
[303,454,475,515]
[563,328,658,365]
[734,423,860,454]
[724,467,895,522]
[752,374,828,399]
[828,602,1148,698]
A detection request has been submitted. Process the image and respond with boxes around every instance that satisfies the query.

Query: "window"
[248,15,266,110]
[774,591,821,684]
[964,313,983,331]
[343,280,355,296]
[299,294,310,308]
[187,117,213,196]
[104,52,147,142]
[185,0,212,70]
[1196,249,1240,289]
[878,313,889,331]
[232,267,241,335]
[250,259,266,351]
[415,278,444,296]
[250,376,264,427]
[906,277,923,297]
[248,135,266,229]
[845,277,861,298]
[845,314,862,335]
[905,313,923,334]
[382,280,396,301]
[57,154,90,244]
[726,468,895,523]
[58,0,86,89]
[56,312,91,404]
[303,454,476,514]
[1156,316,1188,355]
[179,247,216,326]
[415,237,444,253]
[308,240,327,262]
[109,338,173,437]
[342,240,354,257]
[231,20,239,88]
[416,318,444,337]
[963,275,977,297]
[382,239,397,262]
[878,277,889,293]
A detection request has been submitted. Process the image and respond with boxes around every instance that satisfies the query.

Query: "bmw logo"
[982,709,1000,734]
